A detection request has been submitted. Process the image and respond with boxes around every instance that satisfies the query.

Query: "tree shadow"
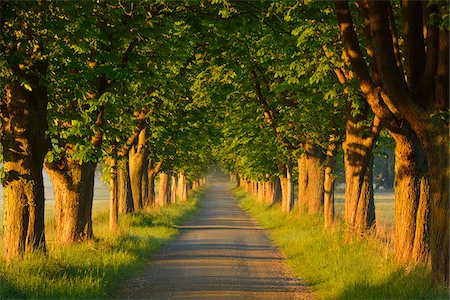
[338,266,449,299]
[0,275,27,299]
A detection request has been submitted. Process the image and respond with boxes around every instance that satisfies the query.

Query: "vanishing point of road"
[114,181,312,299]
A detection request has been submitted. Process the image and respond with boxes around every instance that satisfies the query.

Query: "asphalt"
[113,181,312,299]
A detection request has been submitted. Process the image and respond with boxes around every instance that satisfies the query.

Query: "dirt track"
[114,181,312,299]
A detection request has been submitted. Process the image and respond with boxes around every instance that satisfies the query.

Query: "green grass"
[0,190,203,299]
[235,189,449,300]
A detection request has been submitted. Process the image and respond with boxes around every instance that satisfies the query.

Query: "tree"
[0,1,55,260]
[333,0,448,282]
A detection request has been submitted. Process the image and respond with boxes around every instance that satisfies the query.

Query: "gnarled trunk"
[45,160,96,245]
[2,80,48,260]
[392,130,429,263]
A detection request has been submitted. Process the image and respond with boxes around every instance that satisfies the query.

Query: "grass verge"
[0,189,204,299]
[235,189,449,300]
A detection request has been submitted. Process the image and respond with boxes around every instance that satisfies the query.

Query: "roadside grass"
[235,189,449,300]
[0,190,203,299]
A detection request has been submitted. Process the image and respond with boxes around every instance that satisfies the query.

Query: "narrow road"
[114,181,311,299]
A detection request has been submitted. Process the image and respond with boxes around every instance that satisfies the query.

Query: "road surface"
[114,181,312,299]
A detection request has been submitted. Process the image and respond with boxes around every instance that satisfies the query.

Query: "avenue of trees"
[1,0,448,285]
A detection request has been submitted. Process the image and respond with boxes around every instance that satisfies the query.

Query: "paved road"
[114,181,311,299]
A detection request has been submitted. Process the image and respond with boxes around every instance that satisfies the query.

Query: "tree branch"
[332,0,404,134]
[402,0,425,91]
[251,69,296,151]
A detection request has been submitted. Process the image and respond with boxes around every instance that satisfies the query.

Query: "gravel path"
[113,181,312,299]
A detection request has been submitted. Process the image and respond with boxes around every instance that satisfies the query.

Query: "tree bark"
[324,141,337,228]
[109,156,118,230]
[118,161,133,213]
[272,176,282,205]
[128,127,148,211]
[157,172,171,206]
[305,143,325,214]
[298,143,325,214]
[281,160,294,213]
[147,160,163,206]
[141,159,149,207]
[45,160,96,245]
[297,155,308,210]
[366,1,448,283]
[171,173,178,203]
[177,172,188,203]
[392,130,429,263]
[2,80,48,260]
[343,114,377,235]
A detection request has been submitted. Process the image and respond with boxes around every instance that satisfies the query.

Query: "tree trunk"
[324,142,337,228]
[147,160,162,206]
[171,173,178,203]
[427,124,449,283]
[118,161,133,213]
[343,121,376,235]
[109,157,118,230]
[177,172,188,203]
[297,155,308,210]
[128,127,148,211]
[2,80,48,260]
[141,159,149,207]
[45,160,96,245]
[281,160,294,213]
[391,130,430,263]
[157,172,170,206]
[305,143,325,214]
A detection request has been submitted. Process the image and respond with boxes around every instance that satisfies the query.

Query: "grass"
[0,189,203,299]
[235,189,449,300]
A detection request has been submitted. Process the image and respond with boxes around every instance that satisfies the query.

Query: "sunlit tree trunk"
[2,79,48,260]
[391,130,430,263]
[306,143,325,214]
[157,172,170,206]
[177,172,188,203]
[118,161,133,213]
[128,127,148,211]
[324,141,338,228]
[171,173,178,203]
[141,159,149,206]
[342,113,377,235]
[45,160,96,245]
[109,155,119,230]
[280,160,294,212]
